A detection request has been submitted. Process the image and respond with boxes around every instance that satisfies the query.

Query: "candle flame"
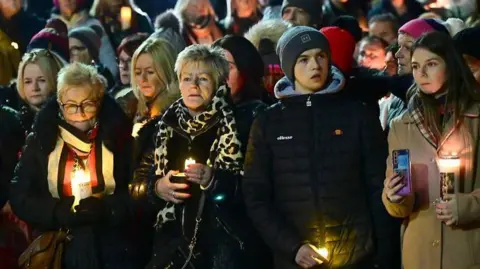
[317,247,328,259]
[120,6,132,30]
[185,158,196,170]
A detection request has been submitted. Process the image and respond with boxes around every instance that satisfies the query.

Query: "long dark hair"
[407,31,479,137]
[212,35,265,103]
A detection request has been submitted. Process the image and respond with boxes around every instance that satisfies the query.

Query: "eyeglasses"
[60,101,98,114]
[118,57,132,67]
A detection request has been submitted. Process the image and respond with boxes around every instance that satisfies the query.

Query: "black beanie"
[276,26,330,82]
[453,27,480,60]
[281,0,323,23]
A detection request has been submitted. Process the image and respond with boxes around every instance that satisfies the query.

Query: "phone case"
[392,149,412,196]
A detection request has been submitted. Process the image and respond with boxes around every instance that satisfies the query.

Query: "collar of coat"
[31,94,132,154]
[399,102,480,124]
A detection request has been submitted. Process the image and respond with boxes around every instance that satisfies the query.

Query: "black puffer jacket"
[243,72,391,269]
[0,82,36,133]
[9,96,139,269]
[0,105,24,208]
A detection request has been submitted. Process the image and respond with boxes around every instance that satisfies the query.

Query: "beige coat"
[382,104,480,269]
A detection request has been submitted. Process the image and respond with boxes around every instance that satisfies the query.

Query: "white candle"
[120,6,132,30]
[71,169,92,210]
[317,247,328,259]
[185,158,196,170]
[437,155,460,200]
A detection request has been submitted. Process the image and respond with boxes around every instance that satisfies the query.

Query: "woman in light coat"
[383,31,480,269]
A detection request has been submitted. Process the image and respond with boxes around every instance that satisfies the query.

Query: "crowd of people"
[1,0,480,269]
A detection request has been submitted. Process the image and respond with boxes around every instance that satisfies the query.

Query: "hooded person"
[453,26,480,83]
[280,0,323,28]
[243,26,392,269]
[244,18,289,99]
[68,25,115,89]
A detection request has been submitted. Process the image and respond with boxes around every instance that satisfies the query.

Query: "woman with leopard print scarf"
[138,44,270,269]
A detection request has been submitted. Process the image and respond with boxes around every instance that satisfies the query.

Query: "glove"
[53,196,75,226]
[74,196,109,225]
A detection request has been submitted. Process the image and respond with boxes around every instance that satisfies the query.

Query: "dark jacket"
[9,95,138,269]
[368,0,425,26]
[221,12,262,36]
[243,72,394,269]
[0,9,45,53]
[134,100,272,269]
[0,82,37,134]
[0,105,24,208]
[321,0,366,28]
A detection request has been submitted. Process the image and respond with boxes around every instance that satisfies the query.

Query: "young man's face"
[282,6,311,27]
[463,54,480,84]
[294,48,329,93]
[369,20,397,44]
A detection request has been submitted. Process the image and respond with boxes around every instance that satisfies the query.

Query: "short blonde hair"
[17,49,64,102]
[131,37,180,117]
[57,62,107,101]
[174,44,229,90]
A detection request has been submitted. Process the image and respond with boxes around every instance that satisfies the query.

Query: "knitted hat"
[45,18,68,37]
[332,15,363,42]
[320,26,356,74]
[453,27,480,60]
[276,26,330,82]
[68,25,102,61]
[281,0,323,25]
[443,18,466,37]
[27,28,69,63]
[398,18,449,39]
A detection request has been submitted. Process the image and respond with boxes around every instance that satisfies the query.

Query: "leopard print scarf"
[153,85,243,228]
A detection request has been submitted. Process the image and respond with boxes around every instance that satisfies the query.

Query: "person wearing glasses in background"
[10,62,139,269]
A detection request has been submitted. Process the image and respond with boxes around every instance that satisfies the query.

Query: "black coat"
[9,95,139,269]
[0,10,45,53]
[0,82,37,133]
[133,101,272,269]
[0,105,24,208]
[368,0,425,26]
[243,90,395,269]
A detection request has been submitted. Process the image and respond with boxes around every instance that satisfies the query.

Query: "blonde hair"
[175,44,229,91]
[57,62,107,102]
[131,38,180,118]
[17,49,65,103]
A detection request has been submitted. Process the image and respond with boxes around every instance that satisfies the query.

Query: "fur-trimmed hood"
[32,94,132,153]
[244,19,289,51]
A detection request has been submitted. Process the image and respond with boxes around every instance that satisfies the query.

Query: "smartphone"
[392,149,412,196]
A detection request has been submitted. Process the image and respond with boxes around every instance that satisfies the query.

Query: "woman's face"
[412,47,447,95]
[60,85,99,132]
[69,38,92,64]
[58,0,77,17]
[118,50,132,85]
[463,54,480,84]
[224,50,243,99]
[134,53,164,99]
[179,61,215,114]
[23,63,51,109]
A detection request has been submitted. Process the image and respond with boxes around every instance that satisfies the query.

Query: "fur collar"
[32,95,132,153]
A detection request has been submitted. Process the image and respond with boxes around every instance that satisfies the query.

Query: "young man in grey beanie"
[243,26,393,269]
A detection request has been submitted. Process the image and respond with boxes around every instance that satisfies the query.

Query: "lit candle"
[317,247,328,259]
[437,155,460,201]
[120,6,132,30]
[71,169,92,210]
[185,158,196,170]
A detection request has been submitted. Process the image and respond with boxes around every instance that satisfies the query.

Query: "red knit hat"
[27,28,69,63]
[320,26,356,74]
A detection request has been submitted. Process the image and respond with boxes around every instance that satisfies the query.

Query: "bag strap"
[180,192,206,269]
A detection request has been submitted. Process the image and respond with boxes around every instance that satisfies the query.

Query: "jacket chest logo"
[334,129,343,136]
[277,135,293,141]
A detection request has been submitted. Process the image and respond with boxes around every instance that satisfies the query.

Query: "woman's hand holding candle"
[295,244,328,268]
[435,194,458,226]
[185,163,213,187]
[155,170,190,203]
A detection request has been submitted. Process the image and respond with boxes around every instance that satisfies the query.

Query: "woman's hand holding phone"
[384,173,406,203]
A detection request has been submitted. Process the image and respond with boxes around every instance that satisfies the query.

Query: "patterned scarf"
[408,94,454,148]
[153,85,243,228]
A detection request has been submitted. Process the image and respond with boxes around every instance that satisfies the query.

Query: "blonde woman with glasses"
[10,62,138,269]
